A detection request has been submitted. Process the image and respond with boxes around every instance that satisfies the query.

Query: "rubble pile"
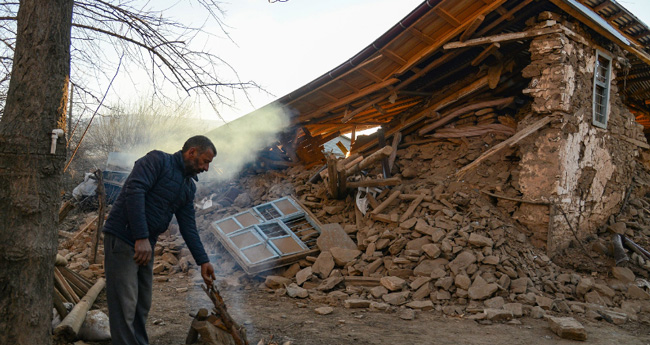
[195,133,650,325]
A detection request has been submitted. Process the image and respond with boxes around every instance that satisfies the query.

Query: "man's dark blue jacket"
[103,150,209,265]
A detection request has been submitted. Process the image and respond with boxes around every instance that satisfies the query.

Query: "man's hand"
[201,262,216,288]
[134,238,152,266]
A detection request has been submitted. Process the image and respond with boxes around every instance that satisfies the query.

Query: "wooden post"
[326,155,339,199]
[371,190,401,215]
[388,132,401,172]
[377,128,391,179]
[91,169,105,264]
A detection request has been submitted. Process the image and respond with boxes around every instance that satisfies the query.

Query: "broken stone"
[316,276,344,291]
[546,316,587,341]
[611,267,635,284]
[369,286,388,299]
[484,308,513,322]
[264,276,291,289]
[510,278,528,294]
[436,290,451,300]
[382,291,410,305]
[323,205,345,215]
[576,277,594,296]
[312,251,335,278]
[314,307,334,315]
[410,277,431,290]
[317,223,357,251]
[468,283,498,300]
[435,277,454,291]
[296,267,313,286]
[286,283,309,298]
[607,222,627,234]
[530,306,546,319]
[455,274,471,290]
[599,310,628,325]
[412,283,431,300]
[397,308,415,320]
[484,296,505,309]
[535,295,553,310]
[406,300,433,310]
[448,251,476,275]
[369,302,390,311]
[468,233,493,247]
[628,285,650,299]
[380,276,406,291]
[503,303,523,317]
[482,255,500,265]
[344,299,371,308]
[421,243,441,259]
[330,247,361,266]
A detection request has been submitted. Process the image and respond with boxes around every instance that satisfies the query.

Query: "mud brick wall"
[515,13,646,256]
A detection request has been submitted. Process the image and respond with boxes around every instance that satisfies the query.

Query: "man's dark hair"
[182,135,217,156]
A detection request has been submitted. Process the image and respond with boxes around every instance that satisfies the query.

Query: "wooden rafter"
[408,27,436,45]
[434,7,461,27]
[460,15,485,42]
[594,0,612,13]
[317,90,338,102]
[382,49,408,66]
[444,26,562,49]
[357,67,383,83]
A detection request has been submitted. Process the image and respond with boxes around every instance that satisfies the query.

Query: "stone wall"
[515,13,646,256]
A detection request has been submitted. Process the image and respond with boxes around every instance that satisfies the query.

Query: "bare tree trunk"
[0,1,74,344]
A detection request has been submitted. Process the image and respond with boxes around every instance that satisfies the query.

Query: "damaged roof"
[227,0,650,165]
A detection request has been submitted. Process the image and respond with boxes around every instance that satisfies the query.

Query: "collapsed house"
[208,0,650,258]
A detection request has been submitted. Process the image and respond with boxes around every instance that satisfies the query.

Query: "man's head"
[181,135,217,176]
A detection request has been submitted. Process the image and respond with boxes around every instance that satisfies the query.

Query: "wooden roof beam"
[495,6,514,21]
[608,10,626,22]
[357,67,383,83]
[298,78,400,123]
[633,30,650,40]
[434,7,461,27]
[382,49,408,66]
[408,27,436,45]
[460,15,485,42]
[317,90,339,102]
[594,0,612,13]
[338,79,360,93]
[471,43,501,66]
[444,26,562,49]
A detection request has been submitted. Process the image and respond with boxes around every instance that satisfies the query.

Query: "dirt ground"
[87,270,650,345]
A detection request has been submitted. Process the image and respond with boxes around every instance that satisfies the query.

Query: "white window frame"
[592,50,612,129]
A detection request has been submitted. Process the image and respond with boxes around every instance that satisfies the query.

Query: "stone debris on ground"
[56,116,650,340]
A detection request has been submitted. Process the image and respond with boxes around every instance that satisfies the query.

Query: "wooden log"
[470,42,500,66]
[481,190,549,205]
[399,194,433,202]
[345,146,393,176]
[370,213,398,224]
[54,267,78,304]
[347,177,401,189]
[59,199,76,223]
[377,128,391,178]
[53,289,69,320]
[388,132,402,172]
[336,160,348,198]
[185,308,209,344]
[460,15,485,42]
[60,267,92,292]
[54,278,106,340]
[318,154,362,180]
[92,171,106,264]
[418,97,514,136]
[371,190,401,215]
[399,195,424,222]
[622,235,650,261]
[444,26,562,49]
[456,116,555,178]
[326,155,339,199]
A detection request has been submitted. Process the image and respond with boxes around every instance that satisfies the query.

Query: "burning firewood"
[200,285,249,345]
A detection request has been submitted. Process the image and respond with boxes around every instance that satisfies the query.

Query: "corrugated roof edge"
[277,0,440,105]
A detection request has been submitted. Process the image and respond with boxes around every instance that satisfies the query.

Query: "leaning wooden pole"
[54,278,105,340]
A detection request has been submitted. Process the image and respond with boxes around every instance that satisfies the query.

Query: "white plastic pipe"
[51,129,64,154]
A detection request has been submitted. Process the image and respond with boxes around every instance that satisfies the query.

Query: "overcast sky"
[105,0,650,124]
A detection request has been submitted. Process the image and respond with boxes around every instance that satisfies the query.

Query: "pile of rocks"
[195,133,650,329]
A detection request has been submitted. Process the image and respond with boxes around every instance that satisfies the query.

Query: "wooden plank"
[387,132,402,171]
[444,26,562,49]
[434,7,461,27]
[460,15,485,42]
[400,195,424,222]
[481,190,549,205]
[408,27,436,45]
[471,42,500,66]
[300,78,399,122]
[347,177,401,189]
[326,155,339,199]
[371,190,401,215]
[357,67,383,83]
[345,146,393,176]
[456,116,555,178]
[382,49,408,66]
[366,192,379,210]
[488,62,504,89]
[399,194,433,202]
[419,97,514,136]
[54,278,106,341]
[370,213,399,224]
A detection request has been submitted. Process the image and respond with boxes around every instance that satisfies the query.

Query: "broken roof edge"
[551,0,650,65]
